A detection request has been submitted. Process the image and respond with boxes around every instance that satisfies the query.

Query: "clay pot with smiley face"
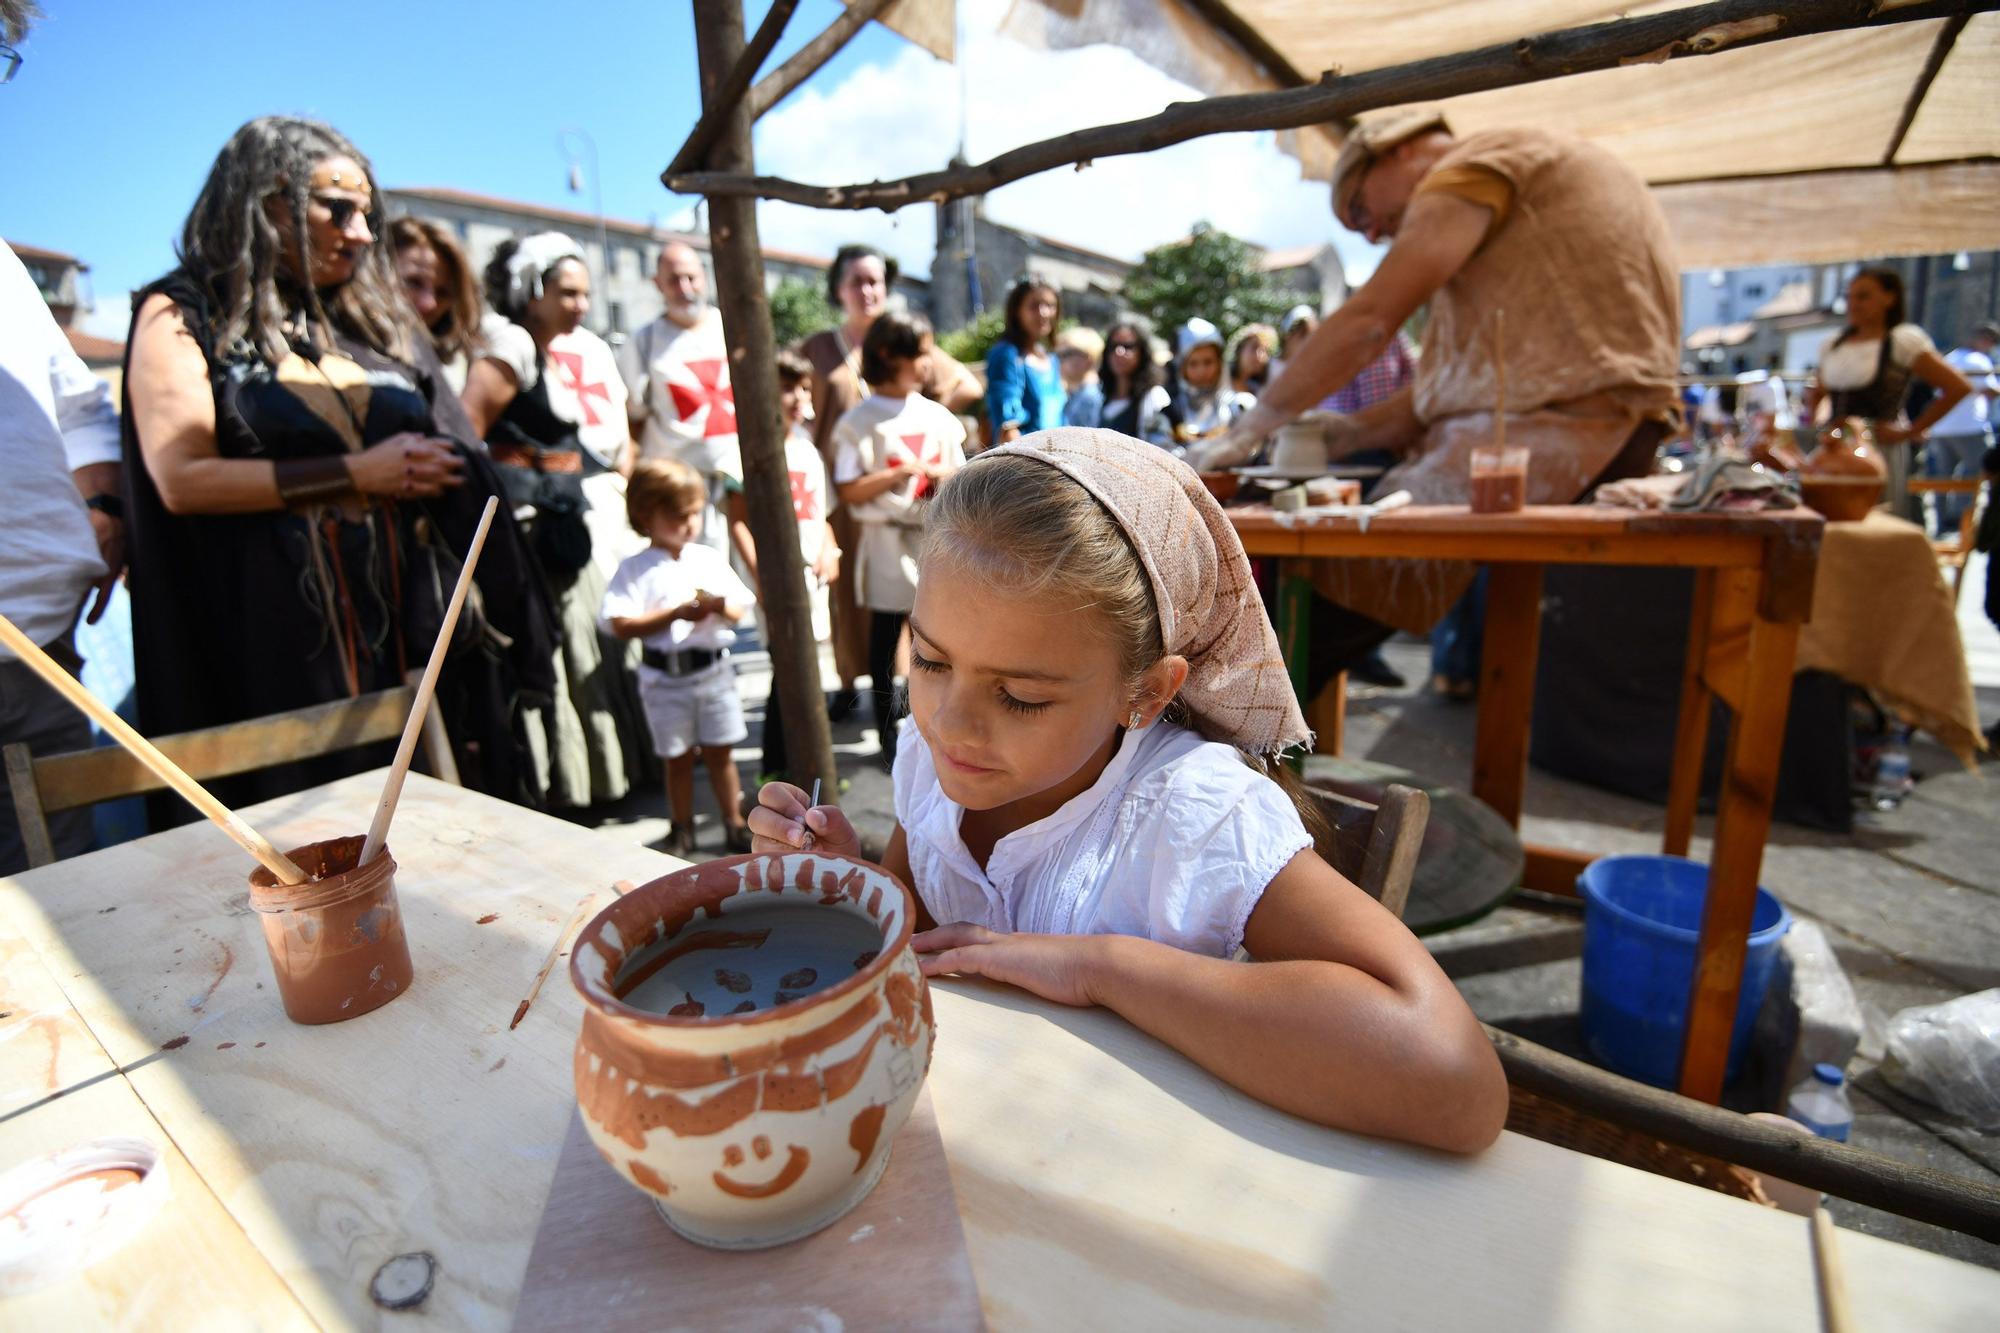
[569,852,934,1249]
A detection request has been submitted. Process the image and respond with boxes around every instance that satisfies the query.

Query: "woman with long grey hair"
[121,116,555,818]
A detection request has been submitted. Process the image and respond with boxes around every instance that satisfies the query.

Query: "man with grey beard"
[619,242,739,554]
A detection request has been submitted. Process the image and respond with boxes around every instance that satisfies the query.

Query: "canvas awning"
[1686,321,1759,349]
[998,1,2000,269]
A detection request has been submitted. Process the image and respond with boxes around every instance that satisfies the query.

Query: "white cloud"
[749,0,1383,284]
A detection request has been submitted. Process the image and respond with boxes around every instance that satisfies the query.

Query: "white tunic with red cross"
[618,306,740,478]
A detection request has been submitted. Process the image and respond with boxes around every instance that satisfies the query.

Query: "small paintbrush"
[801,779,821,851]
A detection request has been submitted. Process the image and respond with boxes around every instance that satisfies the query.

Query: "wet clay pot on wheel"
[569,853,934,1250]
[1798,417,1885,522]
[247,836,414,1025]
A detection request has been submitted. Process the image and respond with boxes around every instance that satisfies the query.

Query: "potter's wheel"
[1234,463,1385,483]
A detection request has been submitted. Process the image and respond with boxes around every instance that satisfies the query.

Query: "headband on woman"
[983,428,1311,756]
[504,231,586,311]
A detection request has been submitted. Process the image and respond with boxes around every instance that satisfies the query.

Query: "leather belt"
[642,646,727,676]
[492,442,583,473]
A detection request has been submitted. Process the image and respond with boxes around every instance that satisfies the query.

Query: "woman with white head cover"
[463,231,646,809]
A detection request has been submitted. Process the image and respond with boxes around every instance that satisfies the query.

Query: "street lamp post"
[558,126,612,331]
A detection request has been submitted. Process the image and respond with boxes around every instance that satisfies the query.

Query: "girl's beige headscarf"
[984,428,1310,756]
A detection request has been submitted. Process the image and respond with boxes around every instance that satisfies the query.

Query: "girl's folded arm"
[1093,848,1506,1152]
[923,848,1506,1153]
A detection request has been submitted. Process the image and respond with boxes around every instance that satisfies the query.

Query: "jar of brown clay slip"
[249,836,414,1025]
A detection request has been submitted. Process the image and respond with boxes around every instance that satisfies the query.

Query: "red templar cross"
[667,358,738,438]
[901,432,942,499]
[547,348,611,427]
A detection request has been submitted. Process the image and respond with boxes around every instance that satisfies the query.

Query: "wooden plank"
[1521,843,1593,897]
[1678,613,1804,1104]
[1664,569,1717,858]
[0,1075,311,1328]
[29,686,416,812]
[514,1092,982,1331]
[1700,568,1758,714]
[0,925,118,1116]
[1308,673,1347,758]
[1471,563,1544,828]
[3,742,56,868]
[1487,1026,2000,1243]
[1757,517,1824,623]
[922,980,2000,1331]
[0,771,684,1330]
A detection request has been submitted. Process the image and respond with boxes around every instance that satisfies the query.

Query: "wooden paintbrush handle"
[0,612,306,883]
[360,497,498,866]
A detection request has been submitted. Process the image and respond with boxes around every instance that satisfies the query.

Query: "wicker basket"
[1507,1087,1774,1206]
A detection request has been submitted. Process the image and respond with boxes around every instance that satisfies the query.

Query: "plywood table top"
[3,772,1995,1329]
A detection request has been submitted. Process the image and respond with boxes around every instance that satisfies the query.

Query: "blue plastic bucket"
[1578,855,1791,1089]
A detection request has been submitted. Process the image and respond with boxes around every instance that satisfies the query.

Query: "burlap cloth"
[1796,511,1983,766]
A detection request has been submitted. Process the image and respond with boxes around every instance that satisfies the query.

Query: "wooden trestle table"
[10,767,1997,1330]
[1230,503,1825,1103]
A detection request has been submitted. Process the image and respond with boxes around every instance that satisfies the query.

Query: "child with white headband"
[752,428,1505,1152]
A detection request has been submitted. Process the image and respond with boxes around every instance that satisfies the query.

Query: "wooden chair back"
[4,674,458,869]
[1304,783,1430,921]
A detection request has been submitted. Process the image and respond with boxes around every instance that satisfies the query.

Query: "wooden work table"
[1230,503,1824,1102]
[6,771,1997,1329]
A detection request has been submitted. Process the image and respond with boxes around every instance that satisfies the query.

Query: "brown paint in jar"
[248,835,414,1025]
[1469,444,1529,514]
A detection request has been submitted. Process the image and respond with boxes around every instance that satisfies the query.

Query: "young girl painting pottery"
[752,428,1507,1152]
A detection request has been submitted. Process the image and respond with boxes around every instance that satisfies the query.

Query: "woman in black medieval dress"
[121,116,554,819]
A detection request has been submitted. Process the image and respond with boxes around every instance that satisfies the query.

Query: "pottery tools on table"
[510,891,599,1030]
[360,496,497,867]
[0,612,307,885]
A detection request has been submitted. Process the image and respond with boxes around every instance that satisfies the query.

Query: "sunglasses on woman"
[1110,341,1141,353]
[312,194,369,228]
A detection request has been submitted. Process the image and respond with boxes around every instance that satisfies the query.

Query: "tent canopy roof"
[998,0,2000,267]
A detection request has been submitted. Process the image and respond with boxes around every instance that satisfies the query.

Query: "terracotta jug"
[1798,417,1884,522]
[570,852,932,1250]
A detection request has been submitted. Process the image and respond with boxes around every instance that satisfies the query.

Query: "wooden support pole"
[666,0,800,178]
[691,0,839,797]
[1472,563,1544,829]
[667,0,1999,208]
[1678,609,1802,1102]
[742,0,896,122]
[1488,1025,2000,1244]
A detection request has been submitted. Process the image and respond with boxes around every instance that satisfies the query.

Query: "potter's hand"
[749,781,861,858]
[1192,401,1288,471]
[913,922,1098,1008]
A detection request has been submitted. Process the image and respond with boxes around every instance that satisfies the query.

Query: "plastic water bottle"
[1871,730,1911,811]
[1786,1063,1854,1142]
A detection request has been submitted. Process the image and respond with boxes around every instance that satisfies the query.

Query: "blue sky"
[4,0,1369,337]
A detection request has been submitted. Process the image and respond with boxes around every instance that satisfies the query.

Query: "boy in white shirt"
[727,350,840,783]
[601,459,756,855]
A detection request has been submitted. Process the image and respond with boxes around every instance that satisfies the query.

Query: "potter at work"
[1189,110,1683,700]
[570,852,932,1249]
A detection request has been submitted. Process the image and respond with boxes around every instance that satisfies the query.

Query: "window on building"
[1743,284,1764,299]
[609,301,625,335]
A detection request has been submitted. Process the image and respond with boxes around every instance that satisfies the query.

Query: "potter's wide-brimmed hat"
[1331,108,1453,222]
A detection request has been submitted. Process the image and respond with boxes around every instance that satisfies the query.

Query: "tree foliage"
[1122,222,1298,343]
[769,277,836,349]
[935,307,1008,366]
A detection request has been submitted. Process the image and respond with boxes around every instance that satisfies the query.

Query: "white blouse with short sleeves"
[893,719,1312,958]
[1816,322,1935,391]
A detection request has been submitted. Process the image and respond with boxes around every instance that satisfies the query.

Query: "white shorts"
[638,662,746,760]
